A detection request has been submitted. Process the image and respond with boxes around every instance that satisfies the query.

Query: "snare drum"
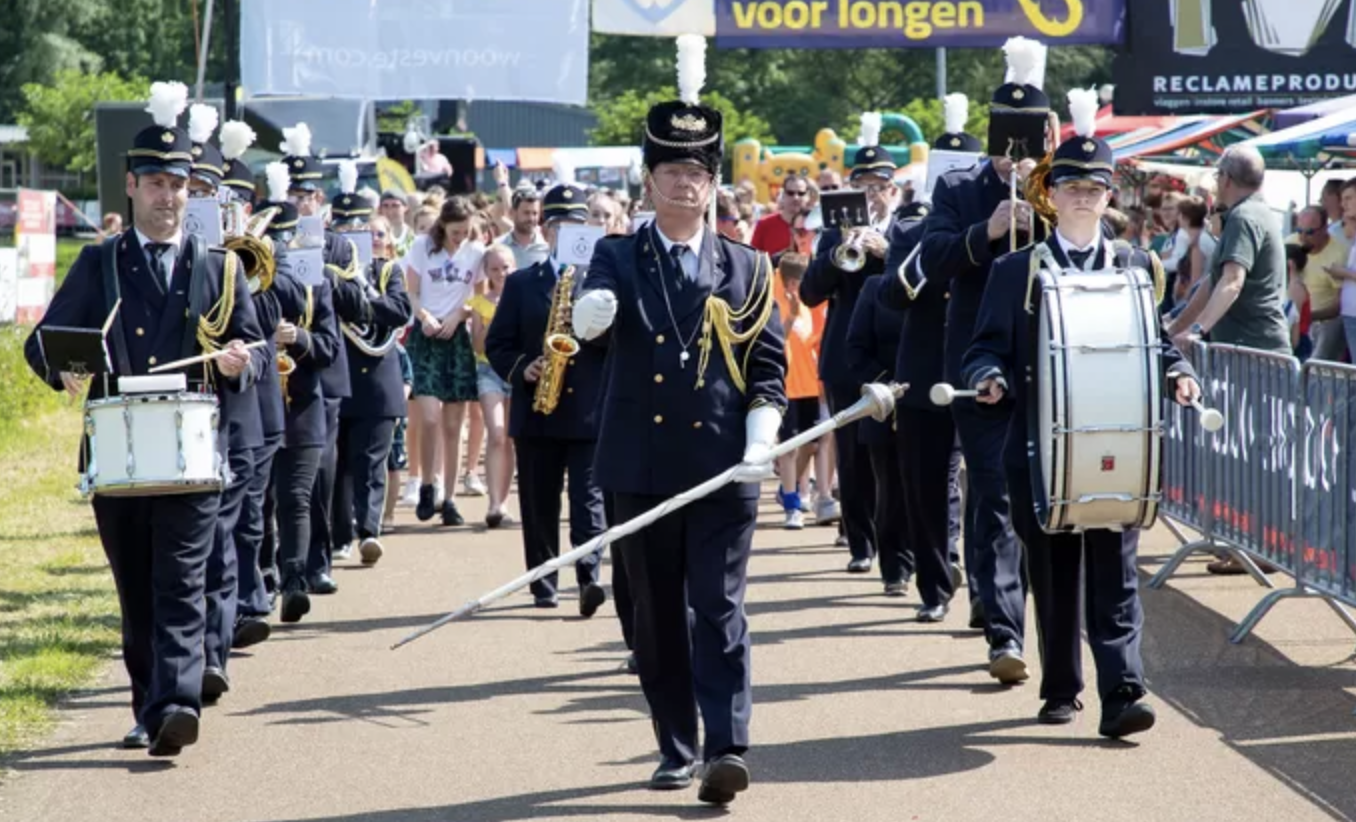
[82,377,223,497]
[1029,264,1162,533]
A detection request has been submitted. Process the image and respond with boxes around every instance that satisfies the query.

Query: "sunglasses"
[821,185,840,192]
[373,230,388,238]
[1297,227,1322,236]
[783,190,809,198]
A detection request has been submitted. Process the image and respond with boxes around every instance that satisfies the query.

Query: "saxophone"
[532,265,582,415]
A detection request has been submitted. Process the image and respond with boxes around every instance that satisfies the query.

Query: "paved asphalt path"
[3,489,1356,822]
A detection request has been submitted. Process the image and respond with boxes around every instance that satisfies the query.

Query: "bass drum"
[1028,265,1162,533]
[83,391,223,497]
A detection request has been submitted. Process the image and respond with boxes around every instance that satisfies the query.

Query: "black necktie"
[145,243,172,284]
[1068,248,1093,270]
[671,245,689,286]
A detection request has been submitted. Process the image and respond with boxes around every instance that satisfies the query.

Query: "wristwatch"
[1189,322,1207,339]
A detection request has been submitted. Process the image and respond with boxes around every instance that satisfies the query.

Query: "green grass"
[57,237,92,287]
[0,330,118,759]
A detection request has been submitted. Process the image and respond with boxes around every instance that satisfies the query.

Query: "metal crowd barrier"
[1150,343,1356,647]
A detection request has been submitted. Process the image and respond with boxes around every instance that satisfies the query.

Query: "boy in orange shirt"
[773,253,826,529]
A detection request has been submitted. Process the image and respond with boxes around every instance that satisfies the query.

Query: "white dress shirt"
[1054,229,1102,271]
[134,228,183,288]
[654,223,705,281]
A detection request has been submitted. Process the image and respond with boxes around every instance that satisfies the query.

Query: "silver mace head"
[858,382,906,422]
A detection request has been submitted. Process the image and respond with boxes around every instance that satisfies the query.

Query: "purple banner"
[714,0,1125,48]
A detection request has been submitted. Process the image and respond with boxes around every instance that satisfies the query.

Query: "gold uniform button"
[360,367,369,374]
[147,356,157,365]
[944,292,951,300]
[656,334,665,344]
[135,327,145,337]
[653,415,663,424]
[693,421,703,429]
[567,387,574,394]
[654,374,664,384]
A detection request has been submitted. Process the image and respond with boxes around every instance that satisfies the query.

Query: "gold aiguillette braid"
[696,252,775,394]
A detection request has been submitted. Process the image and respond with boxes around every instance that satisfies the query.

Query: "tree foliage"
[591,87,776,148]
[18,69,148,174]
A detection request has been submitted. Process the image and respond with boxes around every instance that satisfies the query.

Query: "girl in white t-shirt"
[405,197,486,525]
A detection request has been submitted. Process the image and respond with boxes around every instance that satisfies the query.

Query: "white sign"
[343,231,374,268]
[0,248,17,324]
[184,199,224,246]
[296,215,326,249]
[556,224,606,267]
[242,0,590,105]
[925,150,984,195]
[593,0,716,36]
[290,247,325,287]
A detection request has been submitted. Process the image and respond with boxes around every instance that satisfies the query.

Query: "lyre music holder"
[819,190,870,230]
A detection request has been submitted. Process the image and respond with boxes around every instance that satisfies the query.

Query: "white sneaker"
[359,537,384,566]
[815,496,841,524]
[399,479,420,507]
[462,473,488,497]
[434,479,445,506]
[784,509,805,530]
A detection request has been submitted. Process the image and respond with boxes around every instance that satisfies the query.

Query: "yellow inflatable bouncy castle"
[733,114,930,202]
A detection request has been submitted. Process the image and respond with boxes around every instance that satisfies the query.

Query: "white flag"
[593,0,715,37]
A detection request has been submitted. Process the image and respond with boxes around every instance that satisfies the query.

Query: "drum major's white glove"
[732,405,782,484]
[572,290,618,341]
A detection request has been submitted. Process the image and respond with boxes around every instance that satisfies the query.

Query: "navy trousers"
[92,492,218,735]
[1008,468,1146,701]
[309,397,343,575]
[276,445,324,584]
[515,437,605,600]
[334,416,397,545]
[604,493,635,651]
[896,407,961,609]
[826,382,877,562]
[236,435,281,618]
[951,402,1026,649]
[205,449,251,671]
[616,493,756,764]
[867,434,912,585]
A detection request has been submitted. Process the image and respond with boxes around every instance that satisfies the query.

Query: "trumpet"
[225,206,281,295]
[832,227,881,273]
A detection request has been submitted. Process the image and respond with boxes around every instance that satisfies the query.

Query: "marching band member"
[919,37,1054,682]
[330,162,413,567]
[218,121,306,646]
[961,89,1202,737]
[23,81,266,756]
[484,184,608,614]
[280,124,360,588]
[799,112,898,575]
[185,103,255,702]
[258,158,344,624]
[876,97,980,622]
[572,35,786,805]
[843,200,930,598]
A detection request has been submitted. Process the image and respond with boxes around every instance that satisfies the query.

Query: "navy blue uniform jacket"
[252,244,307,438]
[485,259,607,441]
[960,237,1195,473]
[800,225,884,386]
[844,275,902,445]
[582,225,787,500]
[878,217,949,411]
[281,279,342,448]
[340,258,414,419]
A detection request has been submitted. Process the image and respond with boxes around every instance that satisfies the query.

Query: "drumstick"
[930,383,988,406]
[1189,398,1225,432]
[147,339,267,374]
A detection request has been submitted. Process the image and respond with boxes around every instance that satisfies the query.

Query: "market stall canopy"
[1112,112,1269,164]
[1273,94,1356,130]
[1238,107,1356,164]
[1060,109,1177,141]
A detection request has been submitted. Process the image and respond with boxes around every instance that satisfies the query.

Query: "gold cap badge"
[670,112,706,133]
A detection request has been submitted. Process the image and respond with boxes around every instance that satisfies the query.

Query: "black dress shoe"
[988,640,1029,684]
[625,653,638,675]
[233,616,271,649]
[415,484,437,522]
[534,594,559,609]
[697,754,751,805]
[280,579,311,624]
[845,557,872,574]
[1038,698,1083,725]
[148,711,199,757]
[579,582,606,618]
[308,572,339,595]
[201,667,231,704]
[917,603,949,623]
[122,724,150,749]
[1099,686,1156,739]
[649,759,694,790]
[440,499,464,526]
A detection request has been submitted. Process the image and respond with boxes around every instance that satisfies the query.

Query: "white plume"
[219,120,255,161]
[1067,88,1100,139]
[1098,84,1116,104]
[943,94,969,135]
[1002,36,1047,89]
[858,112,882,149]
[676,34,707,105]
[552,151,575,186]
[187,104,218,145]
[280,122,313,157]
[144,81,188,129]
[338,160,358,195]
[265,162,291,203]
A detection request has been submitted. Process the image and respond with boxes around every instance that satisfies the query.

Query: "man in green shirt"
[1168,145,1289,356]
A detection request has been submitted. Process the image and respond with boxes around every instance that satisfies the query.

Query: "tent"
[1111,112,1269,163]
[1238,107,1356,165]
[1273,94,1356,130]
